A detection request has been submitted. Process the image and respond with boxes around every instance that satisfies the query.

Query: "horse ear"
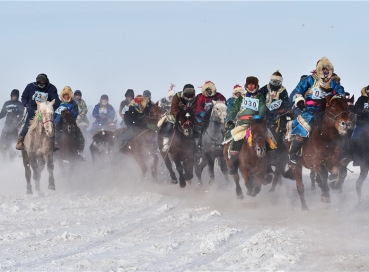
[155,101,159,106]
[212,100,216,105]
[50,99,55,106]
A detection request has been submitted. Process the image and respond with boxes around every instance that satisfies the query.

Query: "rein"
[43,120,54,124]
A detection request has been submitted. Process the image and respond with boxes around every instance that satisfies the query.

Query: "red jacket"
[195,93,226,121]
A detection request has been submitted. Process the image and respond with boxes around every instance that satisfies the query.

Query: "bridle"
[326,96,348,124]
[177,119,194,135]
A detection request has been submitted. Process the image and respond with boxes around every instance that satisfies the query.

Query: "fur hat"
[129,95,148,113]
[125,89,134,98]
[100,94,109,101]
[270,70,283,82]
[11,89,19,98]
[60,86,74,102]
[316,57,334,79]
[232,84,245,97]
[166,84,176,102]
[361,86,369,97]
[36,73,49,85]
[244,76,259,90]
[201,81,216,97]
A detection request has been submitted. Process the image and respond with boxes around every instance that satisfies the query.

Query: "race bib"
[267,100,282,111]
[99,108,107,114]
[241,97,259,111]
[122,105,129,114]
[55,106,67,114]
[365,103,369,109]
[311,87,326,99]
[6,104,17,113]
[32,91,48,102]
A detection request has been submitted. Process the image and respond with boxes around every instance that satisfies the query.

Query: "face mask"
[37,83,46,90]
[270,80,282,87]
[206,89,212,96]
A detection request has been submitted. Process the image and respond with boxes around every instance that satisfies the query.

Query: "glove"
[204,102,213,111]
[253,115,261,120]
[225,120,235,129]
[296,100,305,111]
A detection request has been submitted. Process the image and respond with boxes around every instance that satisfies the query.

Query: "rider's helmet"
[182,84,196,101]
[201,81,216,97]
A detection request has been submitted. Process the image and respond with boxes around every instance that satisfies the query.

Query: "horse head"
[325,94,352,135]
[144,101,166,124]
[35,100,55,137]
[211,101,227,123]
[249,117,267,158]
[61,110,76,135]
[176,108,195,138]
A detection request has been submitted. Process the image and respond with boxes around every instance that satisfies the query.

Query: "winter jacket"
[195,93,226,123]
[21,82,60,113]
[226,92,267,126]
[92,103,115,122]
[259,84,291,124]
[75,98,89,125]
[0,100,24,129]
[169,92,197,121]
[54,101,79,125]
[124,96,149,128]
[354,90,369,125]
[226,97,236,115]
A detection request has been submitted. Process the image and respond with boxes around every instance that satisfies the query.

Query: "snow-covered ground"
[1,152,369,271]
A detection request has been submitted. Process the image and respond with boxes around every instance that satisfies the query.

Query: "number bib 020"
[267,100,282,111]
[311,87,326,99]
[365,103,369,109]
[32,91,48,102]
[241,97,259,111]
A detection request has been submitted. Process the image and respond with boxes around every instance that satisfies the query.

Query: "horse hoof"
[301,205,309,211]
[180,181,186,188]
[48,185,55,191]
[26,190,33,195]
[321,196,331,203]
[237,194,244,200]
[263,175,273,185]
[247,191,256,197]
[171,180,178,184]
[37,191,45,197]
[329,181,340,190]
[185,180,192,186]
[208,179,214,185]
[269,188,275,193]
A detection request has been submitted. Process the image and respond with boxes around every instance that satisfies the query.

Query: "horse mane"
[28,101,54,134]
[28,109,41,133]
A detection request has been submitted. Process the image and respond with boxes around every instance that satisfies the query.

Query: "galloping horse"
[223,118,268,198]
[21,100,56,194]
[286,95,352,210]
[195,101,230,185]
[158,107,196,188]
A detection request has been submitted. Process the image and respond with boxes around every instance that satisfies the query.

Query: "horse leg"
[195,154,207,185]
[29,156,41,192]
[219,157,231,185]
[183,156,194,186]
[163,155,177,184]
[151,152,158,181]
[232,173,243,199]
[173,157,186,188]
[133,152,148,181]
[22,150,32,194]
[356,164,369,203]
[46,153,55,190]
[206,154,215,185]
[310,170,316,191]
[292,164,309,211]
[317,166,330,203]
[329,166,347,192]
[270,164,282,193]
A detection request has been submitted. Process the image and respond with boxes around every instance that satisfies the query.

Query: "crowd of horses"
[9,94,369,211]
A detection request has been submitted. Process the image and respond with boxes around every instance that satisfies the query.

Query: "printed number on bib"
[311,87,326,99]
[267,100,282,111]
[33,91,48,102]
[55,106,67,114]
[365,103,369,109]
[242,97,259,111]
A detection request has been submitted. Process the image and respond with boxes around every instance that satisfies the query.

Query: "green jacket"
[76,99,89,125]
[226,93,266,126]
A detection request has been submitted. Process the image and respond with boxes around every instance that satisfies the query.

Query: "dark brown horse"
[286,95,352,210]
[223,118,268,198]
[158,107,196,188]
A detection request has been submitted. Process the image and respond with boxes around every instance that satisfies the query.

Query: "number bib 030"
[241,97,259,111]
[267,100,282,111]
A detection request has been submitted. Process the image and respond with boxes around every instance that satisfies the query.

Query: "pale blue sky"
[1,1,368,110]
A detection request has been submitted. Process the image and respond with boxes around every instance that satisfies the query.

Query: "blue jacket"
[226,97,236,115]
[92,103,115,122]
[21,82,60,113]
[54,101,79,125]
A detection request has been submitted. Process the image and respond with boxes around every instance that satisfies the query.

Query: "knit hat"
[232,84,245,97]
[74,90,82,97]
[125,89,134,98]
[100,94,109,101]
[244,76,259,90]
[36,73,49,85]
[143,90,151,99]
[11,89,19,98]
[270,70,283,82]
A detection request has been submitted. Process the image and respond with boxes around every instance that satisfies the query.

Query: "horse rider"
[225,76,267,175]
[73,90,89,128]
[161,84,197,152]
[91,94,116,134]
[227,85,245,116]
[0,89,24,148]
[160,84,176,112]
[54,86,86,161]
[143,90,152,104]
[351,85,369,165]
[195,81,227,152]
[283,57,345,179]
[16,73,60,150]
[120,95,149,150]
[118,89,134,127]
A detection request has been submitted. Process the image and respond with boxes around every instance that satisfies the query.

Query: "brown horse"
[223,118,268,198]
[158,107,196,188]
[286,95,352,210]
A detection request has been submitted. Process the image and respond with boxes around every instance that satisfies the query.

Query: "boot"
[162,137,170,152]
[288,138,304,164]
[264,165,274,184]
[53,141,59,152]
[228,152,239,176]
[15,136,24,150]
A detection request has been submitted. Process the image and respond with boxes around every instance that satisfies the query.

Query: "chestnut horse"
[286,95,352,210]
[158,107,196,188]
[223,118,268,198]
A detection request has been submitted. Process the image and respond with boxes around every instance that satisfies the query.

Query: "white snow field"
[0,154,369,272]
